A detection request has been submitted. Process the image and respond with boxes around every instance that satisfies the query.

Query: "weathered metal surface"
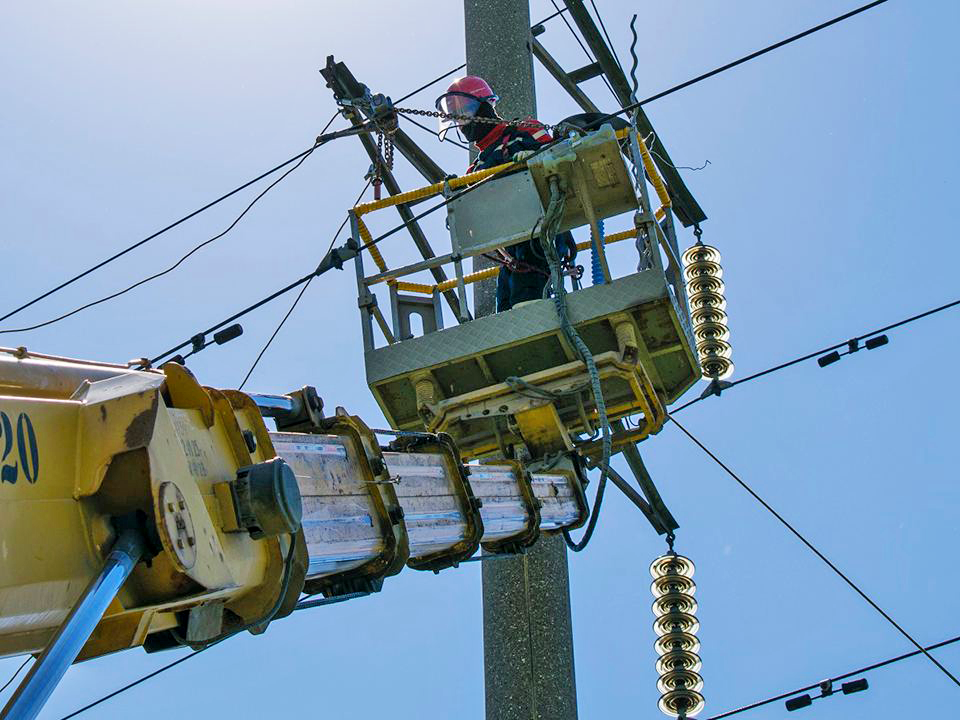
[381,441,483,570]
[448,170,545,257]
[271,432,389,580]
[321,57,464,320]
[468,462,539,552]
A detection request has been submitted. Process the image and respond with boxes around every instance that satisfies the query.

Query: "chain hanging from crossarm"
[396,106,571,136]
[370,126,396,202]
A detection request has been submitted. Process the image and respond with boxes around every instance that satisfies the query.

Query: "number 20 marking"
[0,411,39,485]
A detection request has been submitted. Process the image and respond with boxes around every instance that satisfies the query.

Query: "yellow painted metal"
[378,227,651,297]
[0,346,603,665]
[424,350,666,462]
[436,266,499,293]
[295,408,408,595]
[514,404,573,457]
[390,280,436,295]
[353,161,517,218]
[0,352,286,660]
[635,132,672,210]
[355,216,388,272]
[354,128,668,290]
[350,161,520,282]
[374,223,667,296]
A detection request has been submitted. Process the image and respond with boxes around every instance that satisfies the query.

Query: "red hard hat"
[444,76,497,101]
[435,76,499,140]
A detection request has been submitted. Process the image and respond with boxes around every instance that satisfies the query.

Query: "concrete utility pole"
[463,2,579,719]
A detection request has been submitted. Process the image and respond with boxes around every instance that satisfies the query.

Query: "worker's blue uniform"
[468,120,577,312]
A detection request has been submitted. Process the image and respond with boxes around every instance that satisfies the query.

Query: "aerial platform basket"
[351,124,700,462]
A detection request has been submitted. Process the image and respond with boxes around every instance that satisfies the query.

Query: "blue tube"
[591,219,605,285]
[1,530,144,720]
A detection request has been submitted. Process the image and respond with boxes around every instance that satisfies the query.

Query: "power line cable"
[588,0,891,129]
[0,112,340,326]
[532,5,570,27]
[395,64,467,105]
[363,0,892,257]
[149,2,900,368]
[57,642,220,720]
[0,657,32,696]
[146,263,331,367]
[587,0,627,79]
[386,7,574,108]
[145,144,518,368]
[707,633,960,719]
[673,297,960,413]
[398,112,471,150]
[5,55,487,328]
[667,413,960,688]
[57,591,369,719]
[0,121,357,336]
[3,56,501,329]
[548,0,620,102]
[238,179,372,389]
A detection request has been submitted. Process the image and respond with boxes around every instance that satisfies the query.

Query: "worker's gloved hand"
[512,150,535,162]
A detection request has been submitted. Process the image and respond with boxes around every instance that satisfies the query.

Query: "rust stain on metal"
[124,393,158,448]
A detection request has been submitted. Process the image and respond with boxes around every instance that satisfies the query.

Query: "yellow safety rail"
[619,128,672,210]
[354,129,674,290]
[385,227,645,296]
[354,161,518,217]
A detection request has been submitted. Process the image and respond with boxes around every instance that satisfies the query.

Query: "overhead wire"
[0,120,343,336]
[238,179,372,389]
[587,0,627,79]
[0,657,32,696]
[532,5,570,27]
[155,2,903,369]
[672,297,960,413]
[146,264,328,367]
[1,59,482,330]
[57,641,219,720]
[395,63,467,105]
[706,633,960,719]
[0,111,340,326]
[389,7,572,106]
[398,112,471,150]
[547,0,620,102]
[587,0,891,128]
[57,590,370,719]
[363,2,894,256]
[667,413,960,687]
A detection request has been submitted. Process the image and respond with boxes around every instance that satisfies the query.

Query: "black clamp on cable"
[316,238,359,276]
[167,324,243,366]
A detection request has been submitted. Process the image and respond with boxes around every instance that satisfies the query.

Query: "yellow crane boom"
[0,347,588,718]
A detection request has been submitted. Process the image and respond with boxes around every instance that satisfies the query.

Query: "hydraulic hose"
[537,177,612,552]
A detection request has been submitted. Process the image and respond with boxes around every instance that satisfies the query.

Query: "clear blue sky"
[2,1,958,718]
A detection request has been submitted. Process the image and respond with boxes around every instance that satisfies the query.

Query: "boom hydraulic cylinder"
[1,529,144,720]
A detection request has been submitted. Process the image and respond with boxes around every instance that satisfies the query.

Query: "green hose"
[537,177,611,552]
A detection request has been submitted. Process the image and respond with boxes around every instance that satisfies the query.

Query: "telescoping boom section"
[351,124,702,464]
[0,348,588,672]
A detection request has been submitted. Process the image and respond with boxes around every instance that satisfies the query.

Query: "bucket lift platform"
[352,125,700,462]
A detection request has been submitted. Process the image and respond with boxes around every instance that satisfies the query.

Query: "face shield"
[435,91,498,141]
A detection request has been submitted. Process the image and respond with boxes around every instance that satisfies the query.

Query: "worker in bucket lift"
[436,76,577,312]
